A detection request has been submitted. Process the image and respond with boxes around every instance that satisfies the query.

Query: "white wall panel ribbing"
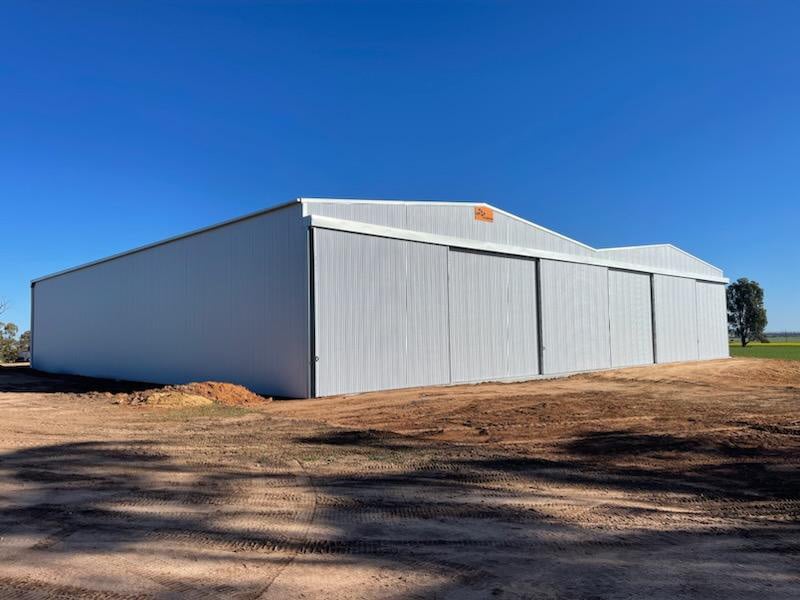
[407,205,499,244]
[539,261,611,374]
[409,205,594,257]
[405,242,451,386]
[505,257,542,377]
[304,201,594,258]
[696,281,729,360]
[303,201,408,228]
[447,250,539,383]
[598,246,721,278]
[313,229,450,396]
[653,275,699,363]
[608,270,654,367]
[32,204,310,396]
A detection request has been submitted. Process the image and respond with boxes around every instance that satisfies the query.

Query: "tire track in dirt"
[3,361,800,599]
[0,577,150,600]
[256,459,319,600]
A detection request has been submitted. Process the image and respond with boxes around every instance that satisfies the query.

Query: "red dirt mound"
[96,381,271,407]
[175,381,269,406]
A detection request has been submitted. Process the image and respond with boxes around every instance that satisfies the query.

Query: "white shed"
[31,198,729,397]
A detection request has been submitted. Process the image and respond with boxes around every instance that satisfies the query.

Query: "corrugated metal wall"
[314,240,539,395]
[304,201,594,257]
[696,281,730,360]
[313,229,450,396]
[33,204,310,397]
[598,246,721,278]
[313,234,728,395]
[303,201,408,228]
[608,270,654,367]
[447,250,539,383]
[539,260,611,375]
[653,274,700,363]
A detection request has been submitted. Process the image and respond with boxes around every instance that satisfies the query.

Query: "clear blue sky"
[2,1,798,332]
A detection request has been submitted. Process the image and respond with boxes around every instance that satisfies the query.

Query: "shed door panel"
[696,281,729,360]
[447,249,539,383]
[313,229,449,396]
[609,270,654,367]
[540,260,611,374]
[653,274,699,363]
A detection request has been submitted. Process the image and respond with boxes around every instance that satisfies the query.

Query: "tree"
[18,330,31,353]
[0,321,19,362]
[727,278,767,347]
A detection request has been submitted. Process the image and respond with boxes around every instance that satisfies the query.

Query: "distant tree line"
[0,300,31,363]
[763,332,800,341]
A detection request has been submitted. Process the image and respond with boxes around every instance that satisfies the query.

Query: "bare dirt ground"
[1,358,798,599]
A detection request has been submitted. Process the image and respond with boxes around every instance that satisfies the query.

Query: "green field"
[729,342,800,361]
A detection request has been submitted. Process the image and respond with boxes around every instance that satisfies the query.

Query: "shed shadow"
[0,365,163,394]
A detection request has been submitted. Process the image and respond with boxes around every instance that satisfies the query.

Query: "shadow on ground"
[1,418,798,597]
[0,365,162,394]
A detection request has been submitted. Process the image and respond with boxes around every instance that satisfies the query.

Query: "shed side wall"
[32,204,309,397]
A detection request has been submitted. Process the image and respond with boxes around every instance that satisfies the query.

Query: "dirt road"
[1,359,798,599]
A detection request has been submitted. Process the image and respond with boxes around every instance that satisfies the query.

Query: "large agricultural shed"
[31,198,729,398]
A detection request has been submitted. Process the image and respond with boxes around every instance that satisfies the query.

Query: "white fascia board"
[307,215,729,284]
[32,199,301,285]
[599,243,674,251]
[299,197,482,207]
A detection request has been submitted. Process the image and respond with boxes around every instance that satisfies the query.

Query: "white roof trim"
[599,243,676,251]
[308,215,729,284]
[300,197,481,207]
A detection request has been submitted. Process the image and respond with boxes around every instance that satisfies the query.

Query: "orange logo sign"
[474,206,493,222]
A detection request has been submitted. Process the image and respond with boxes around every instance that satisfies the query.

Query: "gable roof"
[33,197,725,284]
[301,198,723,278]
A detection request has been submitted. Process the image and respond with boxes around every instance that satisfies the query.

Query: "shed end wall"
[32,204,310,397]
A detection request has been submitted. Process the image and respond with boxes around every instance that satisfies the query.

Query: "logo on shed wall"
[474,206,494,222]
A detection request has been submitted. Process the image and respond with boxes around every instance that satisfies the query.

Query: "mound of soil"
[129,390,213,408]
[87,381,270,407]
[173,381,268,406]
